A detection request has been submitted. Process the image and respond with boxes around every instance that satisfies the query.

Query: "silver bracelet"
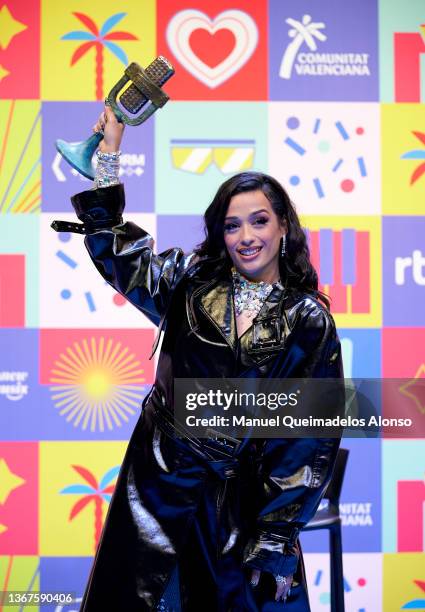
[94,150,121,188]
[97,150,121,161]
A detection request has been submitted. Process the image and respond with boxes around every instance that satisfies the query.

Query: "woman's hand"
[250,569,293,603]
[93,105,125,153]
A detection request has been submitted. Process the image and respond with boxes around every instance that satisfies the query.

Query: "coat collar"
[191,276,286,352]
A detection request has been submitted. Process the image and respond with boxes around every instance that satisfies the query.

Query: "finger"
[95,112,106,130]
[275,581,286,601]
[250,569,261,587]
[275,575,293,602]
[104,105,118,123]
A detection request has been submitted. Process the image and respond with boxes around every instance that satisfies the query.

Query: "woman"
[53,107,344,611]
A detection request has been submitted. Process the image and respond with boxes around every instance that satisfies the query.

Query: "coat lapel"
[193,279,237,351]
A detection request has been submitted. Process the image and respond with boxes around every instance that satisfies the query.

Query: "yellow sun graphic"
[49,337,146,432]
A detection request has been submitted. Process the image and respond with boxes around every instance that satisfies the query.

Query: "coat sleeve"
[243,306,344,577]
[54,184,196,326]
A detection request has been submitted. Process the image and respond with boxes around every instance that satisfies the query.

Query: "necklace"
[232,269,278,318]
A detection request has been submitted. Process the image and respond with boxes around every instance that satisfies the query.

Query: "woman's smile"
[238,245,263,259]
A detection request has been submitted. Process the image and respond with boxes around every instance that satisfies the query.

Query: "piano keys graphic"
[307,228,370,314]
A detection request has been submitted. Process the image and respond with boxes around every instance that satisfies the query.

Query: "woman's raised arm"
[52,106,196,327]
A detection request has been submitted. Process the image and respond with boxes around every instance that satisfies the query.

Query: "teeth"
[240,247,261,255]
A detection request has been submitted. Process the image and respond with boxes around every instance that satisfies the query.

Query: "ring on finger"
[274,575,287,585]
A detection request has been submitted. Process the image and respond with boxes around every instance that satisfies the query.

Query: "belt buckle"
[204,428,241,455]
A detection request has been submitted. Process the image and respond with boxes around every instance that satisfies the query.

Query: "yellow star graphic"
[0,5,27,50]
[0,523,8,534]
[0,459,25,505]
[0,63,10,83]
[399,364,425,415]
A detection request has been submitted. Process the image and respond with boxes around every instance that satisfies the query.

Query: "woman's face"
[223,189,287,283]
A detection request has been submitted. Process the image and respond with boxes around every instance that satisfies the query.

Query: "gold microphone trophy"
[55,56,175,180]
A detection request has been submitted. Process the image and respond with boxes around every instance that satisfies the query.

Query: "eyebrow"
[224,208,270,220]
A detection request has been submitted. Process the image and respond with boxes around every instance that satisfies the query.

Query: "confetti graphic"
[39,214,157,328]
[269,103,380,215]
[285,116,367,198]
[304,553,381,610]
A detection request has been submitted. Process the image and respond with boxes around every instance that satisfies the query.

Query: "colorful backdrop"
[0,1,424,610]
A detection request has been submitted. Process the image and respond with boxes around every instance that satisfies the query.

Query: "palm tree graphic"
[61,12,138,99]
[60,464,120,552]
[401,131,425,185]
[279,14,326,79]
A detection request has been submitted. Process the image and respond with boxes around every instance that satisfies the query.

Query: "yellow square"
[382,104,425,215]
[41,1,156,100]
[39,441,127,556]
[0,556,39,612]
[0,101,41,214]
[383,552,425,611]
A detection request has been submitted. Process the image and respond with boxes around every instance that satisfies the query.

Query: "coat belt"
[150,404,245,481]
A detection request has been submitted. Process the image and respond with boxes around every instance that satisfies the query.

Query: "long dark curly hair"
[194,171,330,308]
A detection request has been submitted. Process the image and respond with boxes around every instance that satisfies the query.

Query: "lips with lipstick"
[238,246,262,259]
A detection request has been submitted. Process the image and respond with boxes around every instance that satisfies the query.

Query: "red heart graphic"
[188,28,236,68]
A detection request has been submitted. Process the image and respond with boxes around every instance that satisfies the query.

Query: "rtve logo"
[395,250,425,286]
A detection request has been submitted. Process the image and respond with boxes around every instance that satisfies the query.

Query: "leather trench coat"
[55,184,344,612]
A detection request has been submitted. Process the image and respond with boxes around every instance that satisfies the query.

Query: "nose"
[240,223,254,245]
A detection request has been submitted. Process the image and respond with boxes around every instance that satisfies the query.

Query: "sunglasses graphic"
[170,139,256,174]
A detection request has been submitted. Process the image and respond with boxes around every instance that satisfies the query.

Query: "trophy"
[56,56,175,180]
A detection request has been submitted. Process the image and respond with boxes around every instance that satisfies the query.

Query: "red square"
[0,0,40,99]
[157,0,268,100]
[382,329,425,439]
[0,254,25,327]
[0,442,38,554]
[383,328,425,378]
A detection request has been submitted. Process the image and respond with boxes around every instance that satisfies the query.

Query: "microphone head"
[119,56,175,115]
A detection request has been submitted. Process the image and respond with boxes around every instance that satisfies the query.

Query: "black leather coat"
[55,184,344,612]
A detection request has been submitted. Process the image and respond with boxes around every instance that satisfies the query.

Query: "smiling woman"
[194,171,329,305]
[223,190,286,283]
[52,106,344,612]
